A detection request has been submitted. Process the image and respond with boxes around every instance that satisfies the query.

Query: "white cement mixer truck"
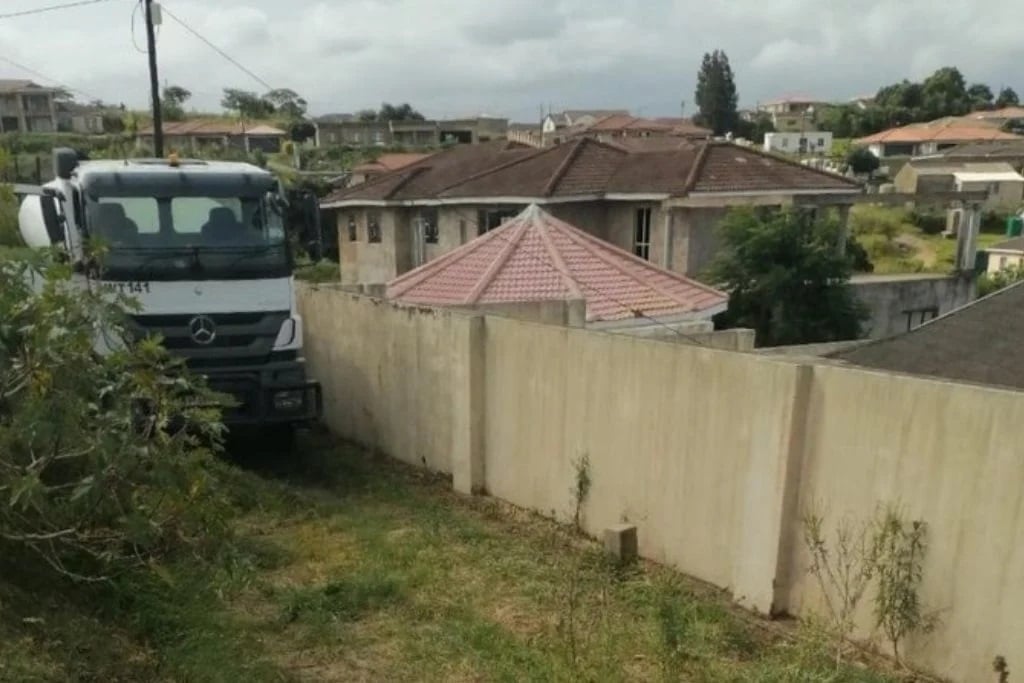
[18,148,321,442]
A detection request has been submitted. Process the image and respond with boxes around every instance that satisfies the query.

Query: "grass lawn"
[1,435,900,682]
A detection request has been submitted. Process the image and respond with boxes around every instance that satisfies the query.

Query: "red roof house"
[386,204,728,326]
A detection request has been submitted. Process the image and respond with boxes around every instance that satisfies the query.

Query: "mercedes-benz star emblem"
[188,315,217,346]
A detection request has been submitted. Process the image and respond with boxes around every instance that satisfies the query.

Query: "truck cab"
[19,149,322,436]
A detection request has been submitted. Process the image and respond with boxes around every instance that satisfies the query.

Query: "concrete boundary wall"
[298,284,1024,681]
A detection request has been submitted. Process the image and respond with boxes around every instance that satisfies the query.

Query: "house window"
[477,208,520,235]
[459,219,467,244]
[634,208,652,260]
[347,215,358,242]
[1000,256,1009,269]
[818,138,825,147]
[419,208,439,244]
[903,307,938,331]
[781,137,789,148]
[367,211,381,243]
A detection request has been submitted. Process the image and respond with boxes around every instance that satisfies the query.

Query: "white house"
[764,131,833,156]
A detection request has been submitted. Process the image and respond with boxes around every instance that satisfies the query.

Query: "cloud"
[0,0,1022,119]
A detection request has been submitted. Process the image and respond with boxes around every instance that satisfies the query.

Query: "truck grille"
[127,311,290,368]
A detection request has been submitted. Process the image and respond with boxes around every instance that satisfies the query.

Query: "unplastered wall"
[481,316,801,612]
[297,285,463,473]
[785,364,1024,681]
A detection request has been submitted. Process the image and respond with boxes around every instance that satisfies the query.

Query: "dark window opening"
[634,207,652,260]
[419,208,439,244]
[477,208,520,235]
[903,307,939,331]
[347,215,358,241]
[459,219,467,244]
[367,212,381,243]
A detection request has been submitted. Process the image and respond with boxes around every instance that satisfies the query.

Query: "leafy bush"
[0,251,228,581]
[0,181,20,247]
[908,209,947,236]
[978,265,1024,297]
[849,205,912,239]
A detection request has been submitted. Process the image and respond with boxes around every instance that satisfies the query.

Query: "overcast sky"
[2,0,1023,121]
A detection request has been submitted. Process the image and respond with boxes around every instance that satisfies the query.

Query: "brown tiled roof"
[833,281,1024,391]
[352,153,432,175]
[571,114,710,139]
[0,79,52,93]
[386,204,727,323]
[689,144,858,193]
[323,138,859,206]
[857,118,1021,145]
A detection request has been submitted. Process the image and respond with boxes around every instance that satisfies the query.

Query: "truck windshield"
[86,194,290,281]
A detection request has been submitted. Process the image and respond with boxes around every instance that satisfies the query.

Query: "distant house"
[137,120,286,153]
[0,79,58,133]
[984,236,1024,274]
[928,139,1024,170]
[321,137,861,286]
[56,102,111,134]
[386,203,728,330]
[857,117,1022,159]
[314,115,508,148]
[349,153,432,186]
[763,131,834,156]
[961,106,1024,134]
[565,115,710,143]
[757,96,825,132]
[541,109,630,137]
[893,161,1024,209]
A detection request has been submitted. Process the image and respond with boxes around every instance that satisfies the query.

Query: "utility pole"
[144,0,163,156]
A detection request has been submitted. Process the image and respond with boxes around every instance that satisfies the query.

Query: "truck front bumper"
[203,359,323,426]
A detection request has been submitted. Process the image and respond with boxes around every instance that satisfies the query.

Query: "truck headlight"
[273,389,305,412]
[274,318,296,348]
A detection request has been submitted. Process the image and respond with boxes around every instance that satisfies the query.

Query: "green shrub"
[0,251,229,581]
[849,205,912,239]
[909,209,947,235]
[978,265,1024,297]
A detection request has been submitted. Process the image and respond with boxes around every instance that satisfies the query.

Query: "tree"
[967,83,994,111]
[693,50,738,136]
[221,88,274,119]
[356,109,378,122]
[289,120,317,143]
[377,103,425,121]
[735,111,775,144]
[264,88,307,120]
[161,85,192,121]
[707,208,867,346]
[846,146,880,176]
[920,66,970,119]
[996,87,1020,108]
[0,251,227,581]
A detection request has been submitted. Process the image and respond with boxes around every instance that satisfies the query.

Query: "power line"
[0,0,119,20]
[158,3,274,91]
[0,54,104,102]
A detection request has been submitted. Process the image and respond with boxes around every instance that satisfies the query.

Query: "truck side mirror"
[39,192,66,245]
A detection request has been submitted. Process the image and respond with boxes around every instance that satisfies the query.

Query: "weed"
[802,506,884,668]
[874,506,937,665]
[571,452,592,532]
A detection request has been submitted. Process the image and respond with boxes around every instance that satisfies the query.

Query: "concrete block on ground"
[603,524,638,564]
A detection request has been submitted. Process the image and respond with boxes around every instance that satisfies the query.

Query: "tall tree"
[707,208,866,346]
[694,50,739,136]
[263,88,307,120]
[921,66,970,119]
[967,83,994,111]
[996,87,1020,108]
[221,88,275,119]
[377,102,425,121]
[161,85,192,121]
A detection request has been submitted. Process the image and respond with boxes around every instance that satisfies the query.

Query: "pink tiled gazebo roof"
[385,205,728,324]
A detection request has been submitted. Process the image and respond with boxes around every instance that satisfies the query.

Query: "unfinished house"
[321,137,862,286]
